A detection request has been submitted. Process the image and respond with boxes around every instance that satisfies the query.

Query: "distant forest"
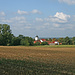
[0,24,75,46]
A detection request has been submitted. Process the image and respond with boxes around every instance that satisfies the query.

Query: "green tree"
[63,36,71,45]
[41,42,48,45]
[18,35,25,39]
[72,37,75,45]
[0,24,12,45]
[0,24,3,45]
[11,37,21,46]
[52,38,57,42]
[28,37,34,46]
[49,38,52,42]
[58,38,64,43]
[23,37,34,46]
[45,38,49,41]
[34,42,40,46]
[0,34,3,45]
[20,39,29,46]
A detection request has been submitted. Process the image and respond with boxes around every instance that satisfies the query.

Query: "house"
[34,36,59,45]
[49,41,59,45]
[40,39,46,42]
[54,41,59,45]
[46,41,51,45]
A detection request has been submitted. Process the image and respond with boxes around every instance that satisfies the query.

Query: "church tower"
[35,35,39,41]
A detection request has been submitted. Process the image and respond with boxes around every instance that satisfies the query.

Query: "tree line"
[0,24,75,46]
[0,24,34,46]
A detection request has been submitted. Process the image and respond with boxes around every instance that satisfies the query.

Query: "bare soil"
[0,46,75,64]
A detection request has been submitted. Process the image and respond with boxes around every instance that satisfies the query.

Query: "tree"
[49,38,52,42]
[11,37,21,46]
[34,42,40,46]
[20,39,29,46]
[72,37,75,45]
[52,38,57,42]
[58,38,64,43]
[0,34,3,45]
[0,24,12,45]
[0,24,3,45]
[41,42,48,45]
[18,35,25,39]
[63,36,71,45]
[28,37,34,46]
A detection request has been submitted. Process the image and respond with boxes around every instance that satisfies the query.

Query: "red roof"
[46,41,51,44]
[34,41,37,43]
[53,41,55,43]
[41,39,46,41]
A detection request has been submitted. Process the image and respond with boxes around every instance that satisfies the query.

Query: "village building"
[35,36,39,41]
[49,41,59,45]
[34,36,59,45]
[40,39,46,42]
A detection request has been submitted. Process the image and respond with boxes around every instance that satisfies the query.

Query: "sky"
[0,0,75,37]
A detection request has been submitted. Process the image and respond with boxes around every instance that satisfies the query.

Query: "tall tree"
[0,24,12,45]
[52,38,57,42]
[64,36,71,45]
[72,37,75,45]
[49,38,52,42]
[58,38,64,43]
[28,37,34,46]
[18,35,25,39]
[11,37,21,46]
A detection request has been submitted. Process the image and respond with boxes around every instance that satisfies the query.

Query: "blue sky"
[0,0,75,37]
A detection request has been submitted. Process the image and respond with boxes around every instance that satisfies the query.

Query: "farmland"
[0,46,75,75]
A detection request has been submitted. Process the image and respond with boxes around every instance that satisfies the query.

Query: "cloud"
[17,9,42,15]
[0,12,5,16]
[45,12,70,23]
[45,17,67,23]
[35,18,43,22]
[0,10,74,37]
[11,16,26,21]
[58,0,75,5]
[31,9,42,14]
[53,23,60,27]
[44,23,50,26]
[54,12,70,21]
[17,10,28,15]
[24,26,31,29]
[0,17,13,23]
[0,16,27,25]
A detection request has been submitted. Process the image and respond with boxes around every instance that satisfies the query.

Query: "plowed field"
[0,46,75,75]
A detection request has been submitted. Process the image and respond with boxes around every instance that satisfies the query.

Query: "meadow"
[0,46,75,75]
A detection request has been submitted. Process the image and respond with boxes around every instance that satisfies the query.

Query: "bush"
[41,42,48,45]
[34,42,40,46]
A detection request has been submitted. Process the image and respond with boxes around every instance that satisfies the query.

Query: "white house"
[54,41,59,45]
